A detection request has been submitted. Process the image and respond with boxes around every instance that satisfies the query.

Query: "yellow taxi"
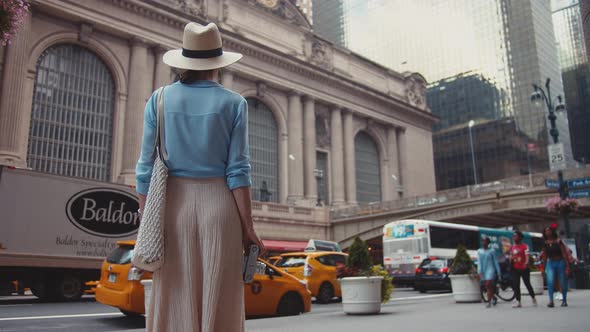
[95,241,311,317]
[95,240,152,317]
[245,259,311,317]
[267,256,281,265]
[274,251,348,303]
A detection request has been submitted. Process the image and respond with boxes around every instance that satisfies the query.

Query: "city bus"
[382,219,543,287]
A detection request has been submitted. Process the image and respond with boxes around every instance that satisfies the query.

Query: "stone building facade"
[0,0,436,248]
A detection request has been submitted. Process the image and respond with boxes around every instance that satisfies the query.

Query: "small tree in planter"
[449,245,480,303]
[337,237,393,314]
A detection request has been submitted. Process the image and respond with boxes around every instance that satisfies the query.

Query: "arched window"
[247,98,279,202]
[355,131,381,203]
[27,44,115,181]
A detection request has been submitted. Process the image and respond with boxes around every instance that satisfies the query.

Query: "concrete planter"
[339,276,383,315]
[522,271,544,295]
[140,279,152,317]
[449,275,481,303]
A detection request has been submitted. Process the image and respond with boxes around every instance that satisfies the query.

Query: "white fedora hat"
[163,22,242,71]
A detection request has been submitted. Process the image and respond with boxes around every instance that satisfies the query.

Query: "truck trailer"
[0,166,139,301]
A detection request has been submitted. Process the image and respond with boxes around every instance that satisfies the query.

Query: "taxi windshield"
[106,245,134,265]
[275,255,307,267]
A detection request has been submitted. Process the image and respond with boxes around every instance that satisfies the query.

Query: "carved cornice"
[222,36,435,127]
[170,0,206,17]
[403,72,428,111]
[308,39,333,71]
[68,0,434,128]
[242,0,311,30]
[107,0,212,29]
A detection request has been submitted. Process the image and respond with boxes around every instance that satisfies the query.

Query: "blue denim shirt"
[135,80,251,195]
[477,248,501,281]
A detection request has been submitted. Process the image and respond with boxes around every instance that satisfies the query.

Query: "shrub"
[371,265,394,304]
[346,237,371,273]
[336,237,393,303]
[450,244,475,275]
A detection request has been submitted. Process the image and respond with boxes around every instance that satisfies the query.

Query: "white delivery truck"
[0,166,140,301]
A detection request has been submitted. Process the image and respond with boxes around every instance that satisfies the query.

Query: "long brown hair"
[179,69,218,84]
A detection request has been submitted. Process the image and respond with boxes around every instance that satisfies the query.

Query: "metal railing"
[330,167,590,220]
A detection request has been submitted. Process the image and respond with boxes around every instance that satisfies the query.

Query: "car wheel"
[418,287,427,294]
[317,282,334,304]
[120,309,143,317]
[277,292,303,316]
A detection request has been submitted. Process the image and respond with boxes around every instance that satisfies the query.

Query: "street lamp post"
[531,78,570,237]
[468,120,478,185]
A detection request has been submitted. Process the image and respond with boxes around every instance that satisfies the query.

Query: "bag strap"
[155,87,169,161]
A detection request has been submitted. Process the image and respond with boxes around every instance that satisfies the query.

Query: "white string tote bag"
[132,87,168,272]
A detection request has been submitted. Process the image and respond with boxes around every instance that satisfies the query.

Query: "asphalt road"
[2,289,589,332]
[0,289,448,332]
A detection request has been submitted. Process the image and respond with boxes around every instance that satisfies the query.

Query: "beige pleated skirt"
[146,176,245,332]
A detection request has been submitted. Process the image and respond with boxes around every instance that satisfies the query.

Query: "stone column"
[119,39,153,183]
[153,46,170,89]
[387,126,400,199]
[0,13,32,167]
[330,108,345,204]
[221,69,234,90]
[0,45,5,93]
[279,132,289,204]
[303,95,317,200]
[397,128,408,196]
[343,110,356,204]
[381,158,391,201]
[287,91,304,201]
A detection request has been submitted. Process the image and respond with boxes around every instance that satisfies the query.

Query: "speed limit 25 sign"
[548,143,566,172]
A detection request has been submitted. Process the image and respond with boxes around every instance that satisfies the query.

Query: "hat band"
[182,47,223,59]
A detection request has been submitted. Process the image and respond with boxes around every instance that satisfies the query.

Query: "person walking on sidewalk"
[540,226,570,308]
[136,22,264,332]
[478,237,501,308]
[509,231,537,308]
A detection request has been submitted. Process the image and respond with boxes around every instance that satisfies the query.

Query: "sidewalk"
[116,290,590,332]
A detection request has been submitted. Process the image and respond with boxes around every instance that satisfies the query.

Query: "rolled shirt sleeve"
[135,91,158,195]
[225,98,252,190]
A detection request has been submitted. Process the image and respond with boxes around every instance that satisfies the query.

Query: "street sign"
[569,189,590,199]
[567,177,590,189]
[548,143,566,172]
[545,179,560,189]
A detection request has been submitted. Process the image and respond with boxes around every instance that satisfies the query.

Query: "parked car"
[414,257,453,293]
[275,251,348,303]
[95,241,311,317]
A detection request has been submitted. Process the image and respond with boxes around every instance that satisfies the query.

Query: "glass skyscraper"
[553,0,590,164]
[311,0,346,47]
[313,0,575,189]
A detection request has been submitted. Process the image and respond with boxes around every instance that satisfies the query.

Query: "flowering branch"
[545,196,581,214]
[0,0,30,46]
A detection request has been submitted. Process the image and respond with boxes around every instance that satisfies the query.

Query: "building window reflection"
[246,98,279,202]
[354,131,381,203]
[27,44,115,181]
